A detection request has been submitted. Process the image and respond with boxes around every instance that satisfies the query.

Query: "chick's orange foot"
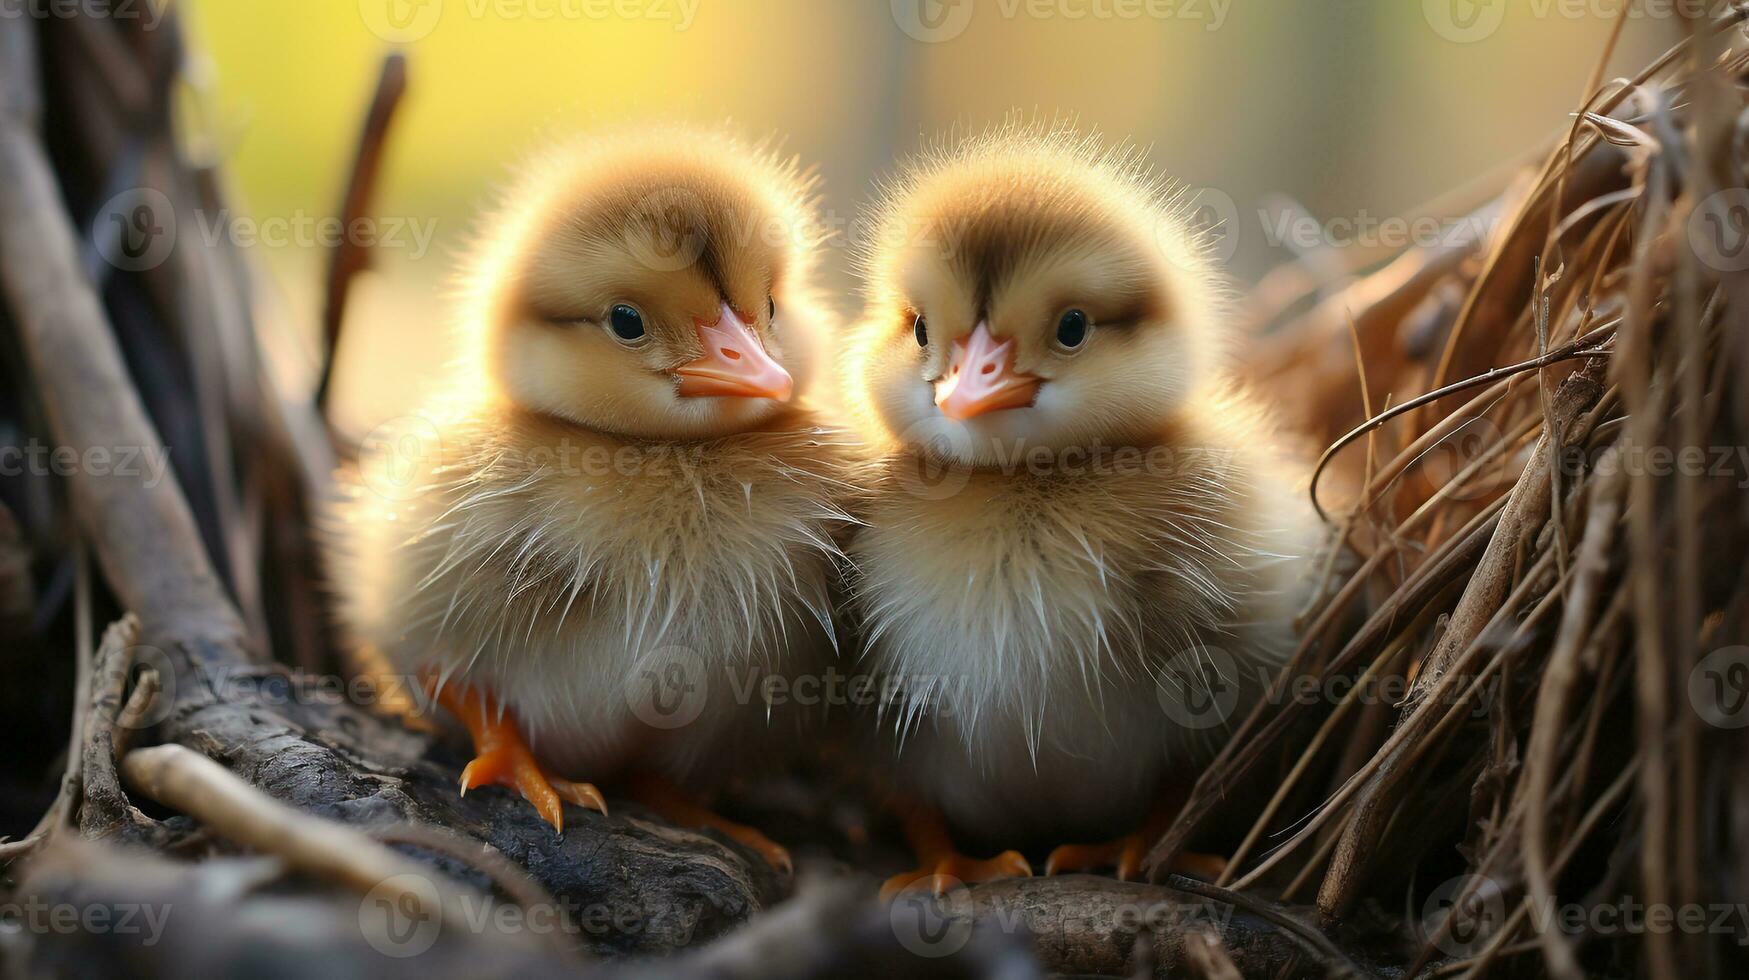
[1045,833,1151,881]
[1046,791,1225,882]
[457,742,609,834]
[1043,836,1226,881]
[880,850,1033,900]
[626,773,793,874]
[879,800,1031,899]
[430,678,607,834]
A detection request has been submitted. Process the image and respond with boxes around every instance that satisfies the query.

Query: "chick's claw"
[625,773,791,873]
[552,777,609,816]
[721,825,793,875]
[432,676,607,835]
[456,737,608,835]
[1045,836,1226,882]
[1045,834,1150,881]
[880,850,1032,900]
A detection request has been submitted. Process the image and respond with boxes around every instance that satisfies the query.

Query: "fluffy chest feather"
[429,417,850,662]
[850,447,1292,756]
[336,406,854,775]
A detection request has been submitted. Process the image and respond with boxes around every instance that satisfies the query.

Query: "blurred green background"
[180,0,1672,431]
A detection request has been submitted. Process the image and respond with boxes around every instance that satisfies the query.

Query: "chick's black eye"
[913,314,928,348]
[1055,309,1089,349]
[608,304,645,342]
[768,296,776,321]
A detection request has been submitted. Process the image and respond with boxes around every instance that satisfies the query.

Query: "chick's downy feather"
[327,126,855,787]
[844,124,1316,846]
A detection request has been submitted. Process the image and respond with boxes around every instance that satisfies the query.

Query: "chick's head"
[849,128,1229,467]
[463,128,823,440]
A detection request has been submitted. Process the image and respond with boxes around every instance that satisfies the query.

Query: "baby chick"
[843,127,1315,893]
[328,127,853,869]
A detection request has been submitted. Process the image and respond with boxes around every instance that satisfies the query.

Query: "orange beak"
[675,303,793,401]
[934,322,1040,420]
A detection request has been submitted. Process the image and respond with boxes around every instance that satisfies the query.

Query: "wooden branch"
[0,499,31,633]
[0,614,131,861]
[120,743,507,949]
[12,844,1039,980]
[13,839,584,980]
[0,17,248,660]
[918,876,1385,979]
[74,614,160,842]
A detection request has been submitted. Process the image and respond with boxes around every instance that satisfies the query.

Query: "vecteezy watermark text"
[0,440,172,488]
[0,0,164,28]
[358,0,699,42]
[889,884,1236,958]
[1423,0,1739,44]
[359,880,727,958]
[890,0,1230,44]
[1558,441,1749,489]
[0,899,171,946]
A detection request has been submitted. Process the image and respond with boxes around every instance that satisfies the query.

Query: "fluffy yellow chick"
[843,126,1316,893]
[328,127,854,870]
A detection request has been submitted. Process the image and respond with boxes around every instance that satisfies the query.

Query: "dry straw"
[1149,8,1749,978]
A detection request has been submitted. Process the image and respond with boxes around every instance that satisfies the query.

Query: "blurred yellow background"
[181,0,1673,432]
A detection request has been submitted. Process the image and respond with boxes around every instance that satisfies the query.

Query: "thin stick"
[120,744,480,938]
[1309,330,1613,522]
[1166,875,1363,978]
[315,52,408,413]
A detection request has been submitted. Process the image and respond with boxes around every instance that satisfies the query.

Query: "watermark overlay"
[108,658,439,731]
[889,417,978,500]
[890,0,977,42]
[891,0,1230,42]
[1415,875,1749,956]
[888,420,1241,501]
[1156,649,1503,729]
[359,874,444,958]
[889,880,1237,957]
[1153,185,1241,268]
[626,658,988,729]
[1423,0,1736,44]
[90,188,440,273]
[358,0,699,42]
[197,209,438,261]
[1690,188,1749,274]
[0,440,173,489]
[1417,416,1512,503]
[1556,440,1749,489]
[1527,895,1749,946]
[1153,192,1496,271]
[1156,646,1242,730]
[92,187,176,273]
[623,186,712,272]
[138,659,992,734]
[358,410,1244,507]
[889,884,979,957]
[112,641,1509,741]
[624,645,712,729]
[1261,207,1497,253]
[746,666,980,722]
[0,0,164,28]
[1690,646,1749,729]
[355,414,449,503]
[358,873,727,957]
[1417,874,1509,957]
[354,412,719,502]
[0,899,172,946]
